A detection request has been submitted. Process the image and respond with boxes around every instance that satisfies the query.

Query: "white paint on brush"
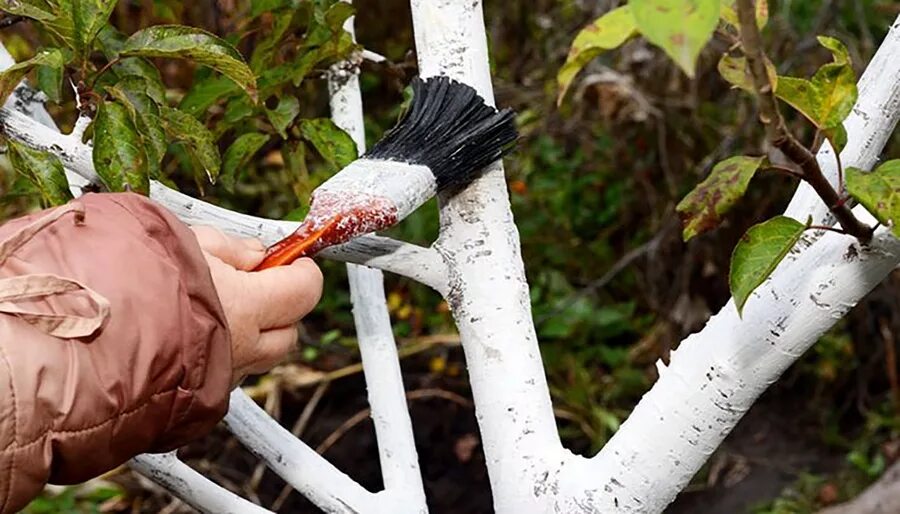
[317,159,436,219]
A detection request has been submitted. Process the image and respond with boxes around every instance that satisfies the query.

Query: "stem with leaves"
[735,0,873,241]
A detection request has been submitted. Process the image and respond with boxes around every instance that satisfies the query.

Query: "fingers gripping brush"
[254,76,518,271]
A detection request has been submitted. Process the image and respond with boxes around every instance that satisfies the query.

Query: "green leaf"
[846,161,900,238]
[179,75,241,116]
[0,0,76,49]
[107,85,167,175]
[114,74,167,106]
[250,10,295,72]
[0,49,64,106]
[817,35,850,66]
[251,0,292,18]
[324,2,354,31]
[776,37,857,130]
[35,48,68,103]
[823,124,848,154]
[72,0,117,61]
[282,140,311,201]
[676,156,766,241]
[631,0,719,78]
[266,95,300,138]
[730,216,806,315]
[298,118,357,170]
[302,1,354,49]
[1,0,115,60]
[717,54,777,93]
[121,25,257,101]
[221,132,270,191]
[7,139,72,206]
[775,76,819,122]
[556,6,636,105]
[160,106,221,182]
[96,25,166,86]
[223,95,255,124]
[92,100,150,194]
[813,63,857,128]
[0,0,54,22]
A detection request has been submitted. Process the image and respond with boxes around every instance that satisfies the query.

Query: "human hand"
[191,226,323,384]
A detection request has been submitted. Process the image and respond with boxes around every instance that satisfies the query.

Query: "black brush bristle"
[365,76,518,190]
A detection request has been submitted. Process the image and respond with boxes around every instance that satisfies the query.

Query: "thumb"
[192,226,265,271]
[243,257,323,329]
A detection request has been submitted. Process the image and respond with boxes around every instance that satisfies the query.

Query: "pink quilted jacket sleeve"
[0,193,232,514]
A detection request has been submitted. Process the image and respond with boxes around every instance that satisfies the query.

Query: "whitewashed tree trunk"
[0,5,898,514]
[409,2,562,511]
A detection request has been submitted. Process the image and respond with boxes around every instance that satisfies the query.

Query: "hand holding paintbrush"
[254,76,518,271]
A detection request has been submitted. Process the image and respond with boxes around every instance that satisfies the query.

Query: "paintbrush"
[254,76,518,271]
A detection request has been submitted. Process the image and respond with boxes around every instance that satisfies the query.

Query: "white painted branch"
[223,389,380,513]
[329,8,428,510]
[552,17,900,513]
[129,452,273,514]
[149,182,448,292]
[347,266,428,504]
[558,212,900,512]
[0,45,90,193]
[785,17,900,225]
[410,1,562,512]
[0,104,448,288]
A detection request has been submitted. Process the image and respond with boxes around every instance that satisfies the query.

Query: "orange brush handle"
[254,223,333,271]
[254,193,399,271]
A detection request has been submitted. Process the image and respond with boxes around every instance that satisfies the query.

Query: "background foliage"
[0,0,898,512]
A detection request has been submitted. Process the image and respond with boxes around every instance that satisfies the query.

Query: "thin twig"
[763,164,804,180]
[881,318,900,410]
[807,224,848,235]
[315,389,472,455]
[736,0,873,242]
[90,57,122,90]
[535,229,666,326]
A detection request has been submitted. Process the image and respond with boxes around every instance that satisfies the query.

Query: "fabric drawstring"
[0,202,110,339]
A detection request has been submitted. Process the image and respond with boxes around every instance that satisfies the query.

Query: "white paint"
[330,10,427,511]
[410,2,563,513]
[129,452,273,514]
[319,159,435,219]
[409,5,900,514]
[0,106,449,289]
[0,46,92,193]
[223,390,382,513]
[149,181,449,292]
[556,209,900,512]
[552,16,900,513]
